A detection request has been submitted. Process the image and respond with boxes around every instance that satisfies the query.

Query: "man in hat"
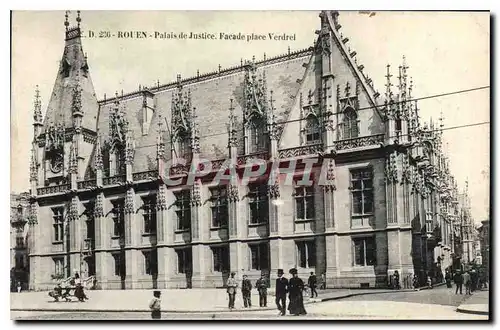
[149,290,161,319]
[308,272,318,298]
[288,268,307,316]
[275,269,288,316]
[226,272,238,310]
[255,272,268,307]
[241,274,253,308]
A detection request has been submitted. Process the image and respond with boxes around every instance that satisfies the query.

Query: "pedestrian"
[255,272,268,307]
[307,272,318,298]
[275,269,288,316]
[287,268,307,316]
[445,271,452,288]
[226,272,238,311]
[394,270,400,290]
[149,290,161,319]
[412,274,419,290]
[17,281,22,293]
[454,271,463,294]
[320,273,326,290]
[241,274,253,308]
[427,275,432,289]
[463,271,471,295]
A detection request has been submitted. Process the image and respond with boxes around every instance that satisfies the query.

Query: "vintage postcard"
[10,10,490,320]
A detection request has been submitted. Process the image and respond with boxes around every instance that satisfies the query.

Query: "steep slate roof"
[42,26,99,133]
[96,50,312,173]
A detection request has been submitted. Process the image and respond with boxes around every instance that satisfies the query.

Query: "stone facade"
[25,11,471,291]
[10,192,30,290]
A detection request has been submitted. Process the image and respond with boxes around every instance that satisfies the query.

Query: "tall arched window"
[177,129,191,160]
[343,108,359,139]
[304,115,321,144]
[248,117,267,153]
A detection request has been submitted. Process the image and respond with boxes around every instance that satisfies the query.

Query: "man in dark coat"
[275,269,288,316]
[288,268,307,316]
[454,271,463,294]
[255,272,268,307]
[241,275,253,308]
[307,272,318,298]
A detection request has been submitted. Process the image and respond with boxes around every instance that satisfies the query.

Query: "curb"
[456,307,489,316]
[10,283,446,314]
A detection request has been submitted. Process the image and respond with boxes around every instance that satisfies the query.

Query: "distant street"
[12,285,487,320]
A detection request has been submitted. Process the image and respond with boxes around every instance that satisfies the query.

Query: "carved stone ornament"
[227,100,239,148]
[228,184,239,202]
[156,184,168,211]
[68,197,79,222]
[94,137,104,170]
[109,99,129,153]
[71,82,83,115]
[29,149,38,182]
[69,145,78,174]
[28,203,38,225]
[172,86,192,140]
[94,193,104,218]
[190,180,202,207]
[244,60,268,120]
[401,154,412,183]
[124,188,135,214]
[45,124,65,174]
[267,182,280,199]
[316,11,331,55]
[124,133,135,165]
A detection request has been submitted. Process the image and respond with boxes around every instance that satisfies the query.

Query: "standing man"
[307,272,318,298]
[275,269,288,316]
[255,272,268,307]
[226,272,238,311]
[149,290,161,319]
[320,273,326,290]
[241,275,253,308]
[454,271,463,294]
[463,271,471,295]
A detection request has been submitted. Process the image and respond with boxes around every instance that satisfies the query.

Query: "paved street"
[12,285,488,320]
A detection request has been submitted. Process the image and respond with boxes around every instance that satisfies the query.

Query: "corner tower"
[40,11,99,185]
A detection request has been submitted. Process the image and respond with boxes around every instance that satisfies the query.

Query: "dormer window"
[304,115,321,144]
[248,116,267,154]
[343,107,359,139]
[177,129,191,160]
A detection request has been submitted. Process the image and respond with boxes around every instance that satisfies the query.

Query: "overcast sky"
[11,11,490,223]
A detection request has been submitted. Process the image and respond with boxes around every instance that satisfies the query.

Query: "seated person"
[48,284,63,302]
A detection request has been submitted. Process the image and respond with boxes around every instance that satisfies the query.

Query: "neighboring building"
[26,11,471,290]
[10,192,30,290]
[478,219,490,271]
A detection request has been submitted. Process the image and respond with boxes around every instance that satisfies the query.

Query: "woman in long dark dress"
[287,268,307,316]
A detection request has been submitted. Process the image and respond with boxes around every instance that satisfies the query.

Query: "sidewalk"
[456,289,489,316]
[10,286,434,314]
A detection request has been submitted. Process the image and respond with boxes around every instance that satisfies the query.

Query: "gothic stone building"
[27,11,462,290]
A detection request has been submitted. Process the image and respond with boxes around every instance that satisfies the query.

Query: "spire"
[385,64,393,101]
[190,106,200,153]
[69,144,78,174]
[64,10,69,32]
[33,85,43,124]
[124,131,135,165]
[156,114,165,159]
[268,90,278,141]
[29,147,37,183]
[227,99,238,148]
[43,10,99,134]
[94,133,103,170]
